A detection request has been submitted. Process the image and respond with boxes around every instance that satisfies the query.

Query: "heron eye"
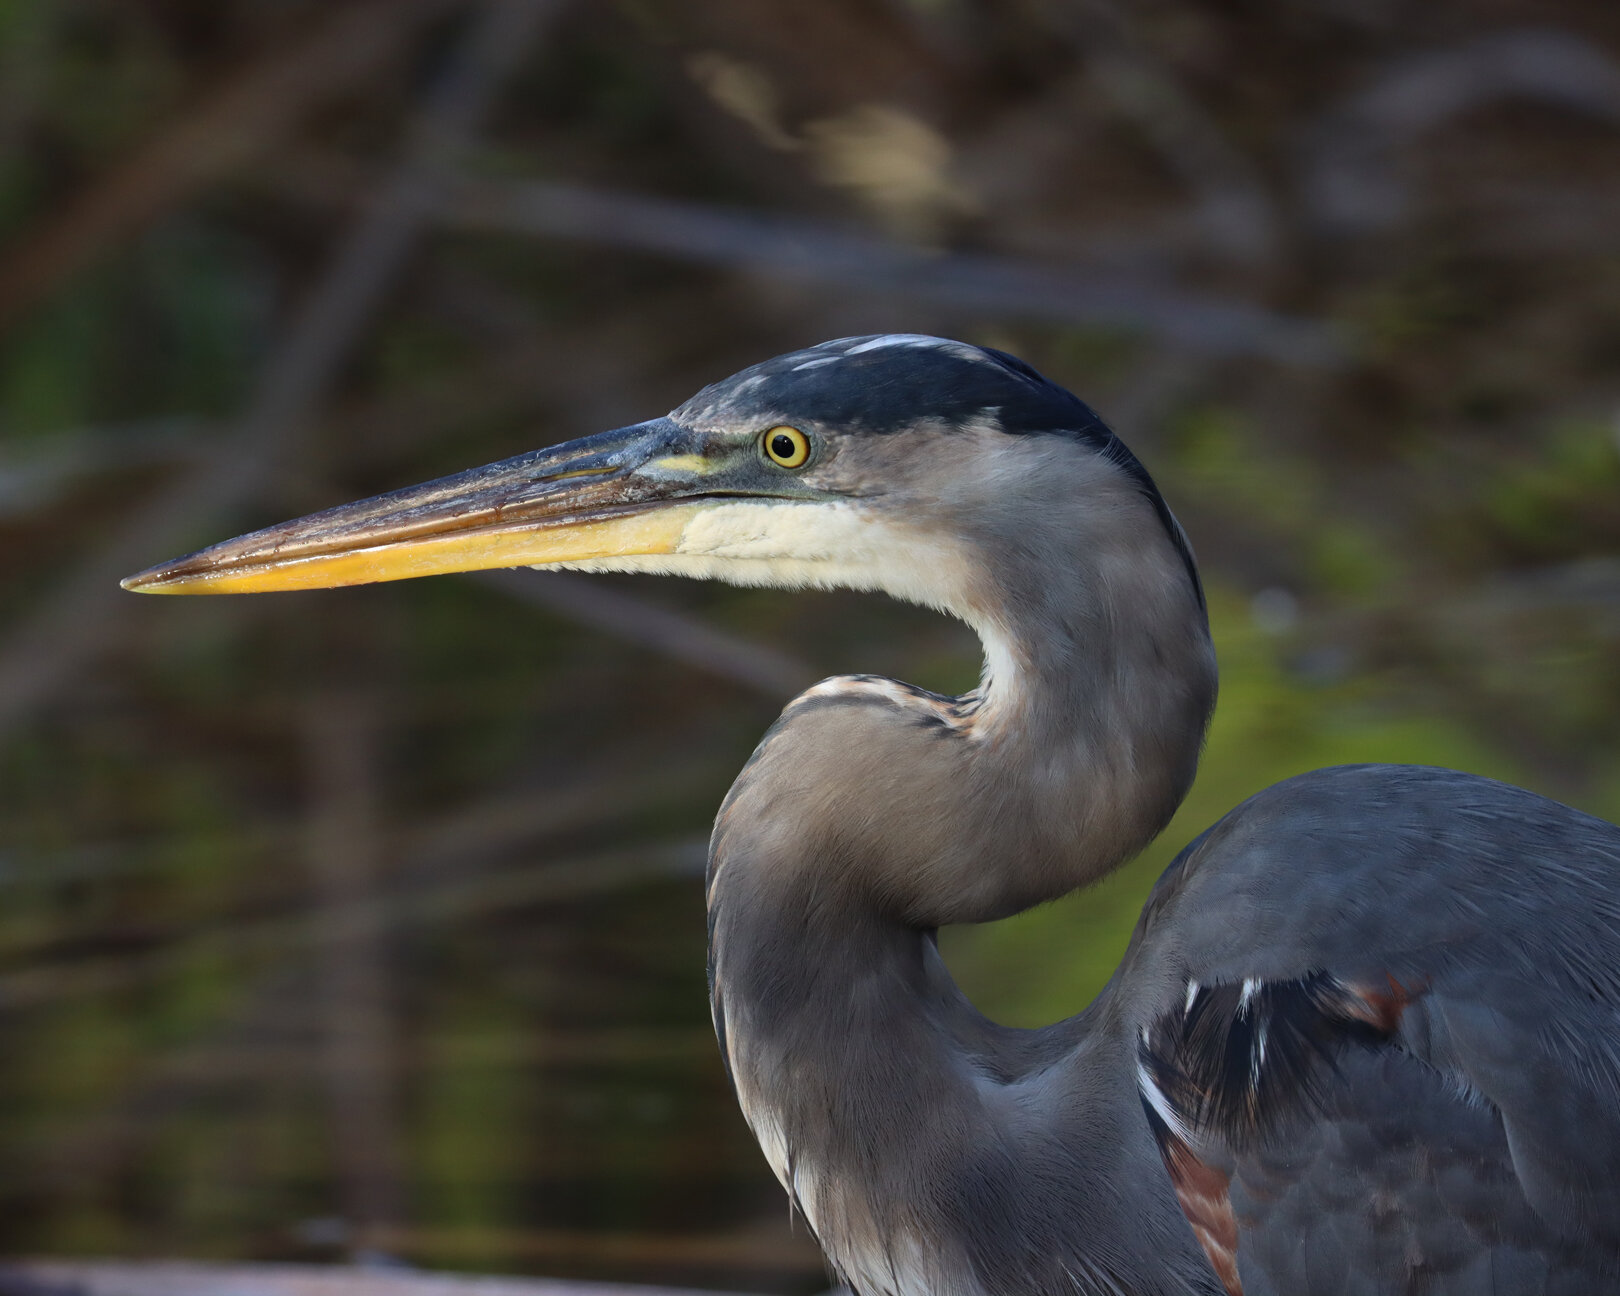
[763,426,811,469]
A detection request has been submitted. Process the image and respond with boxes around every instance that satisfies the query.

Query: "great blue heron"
[125,335,1620,1294]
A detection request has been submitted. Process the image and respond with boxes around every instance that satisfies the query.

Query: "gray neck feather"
[706,459,1217,1295]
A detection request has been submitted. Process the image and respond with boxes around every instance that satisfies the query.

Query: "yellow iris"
[763,425,811,468]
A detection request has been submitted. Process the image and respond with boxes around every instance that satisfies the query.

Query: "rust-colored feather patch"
[1156,1125,1243,1296]
[1342,972,1419,1034]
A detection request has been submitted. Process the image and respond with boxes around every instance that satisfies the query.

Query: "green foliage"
[1,278,110,435]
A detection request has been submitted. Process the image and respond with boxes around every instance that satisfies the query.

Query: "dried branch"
[0,0,469,331]
[396,750,729,883]
[1302,27,1620,233]
[0,0,566,742]
[305,692,407,1242]
[265,152,1343,362]
[428,174,1343,363]
[0,840,708,1011]
[0,417,206,519]
[476,570,815,699]
[1045,3,1280,265]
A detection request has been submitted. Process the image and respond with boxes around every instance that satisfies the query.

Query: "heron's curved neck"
[710,484,1216,925]
[705,506,1215,1293]
[876,516,1216,924]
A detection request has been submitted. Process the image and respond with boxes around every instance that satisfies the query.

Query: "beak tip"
[121,563,184,594]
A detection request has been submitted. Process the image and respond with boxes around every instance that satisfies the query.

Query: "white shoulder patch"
[843,334,949,355]
[1137,1050,1195,1146]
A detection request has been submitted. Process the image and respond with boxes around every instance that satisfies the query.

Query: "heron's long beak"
[121,417,716,594]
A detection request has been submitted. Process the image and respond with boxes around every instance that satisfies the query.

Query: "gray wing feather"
[1121,764,1620,1291]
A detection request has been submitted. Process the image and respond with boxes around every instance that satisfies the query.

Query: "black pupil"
[771,433,797,461]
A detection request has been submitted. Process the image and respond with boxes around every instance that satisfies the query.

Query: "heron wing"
[1119,764,1620,1294]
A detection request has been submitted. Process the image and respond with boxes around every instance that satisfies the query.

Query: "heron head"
[122,335,1200,629]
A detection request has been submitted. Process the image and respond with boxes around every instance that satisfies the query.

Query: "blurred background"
[1,0,1618,1291]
